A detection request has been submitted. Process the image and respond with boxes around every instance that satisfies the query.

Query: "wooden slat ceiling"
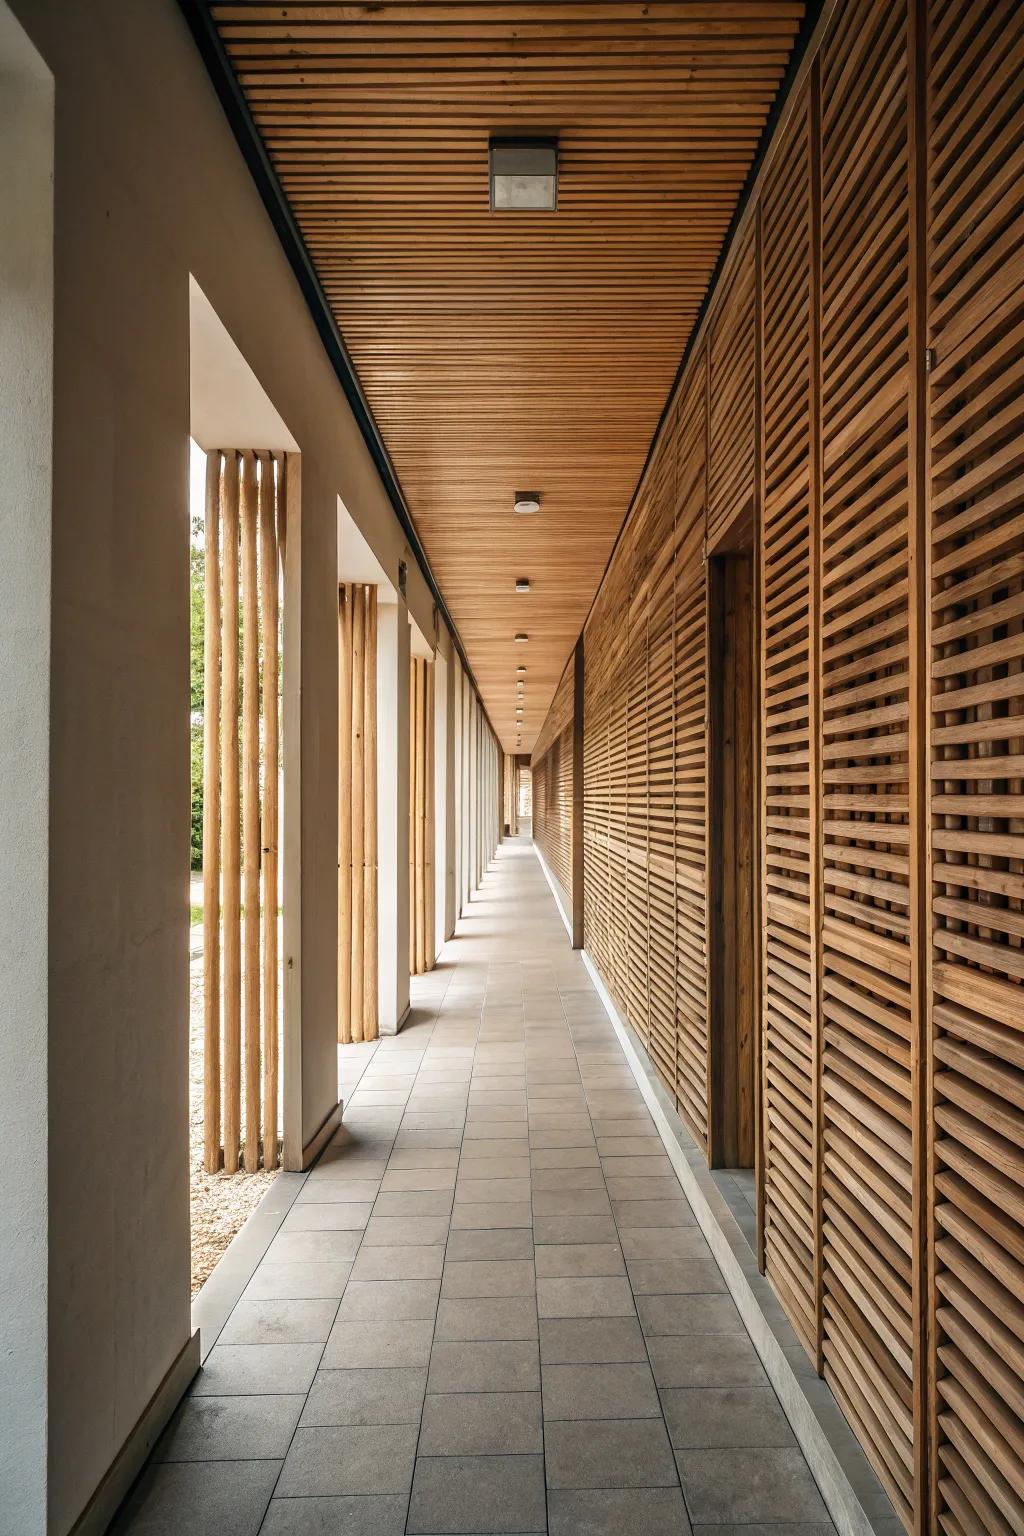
[209,0,804,749]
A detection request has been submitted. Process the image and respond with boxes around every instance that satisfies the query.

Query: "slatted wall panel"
[647,406,680,1094]
[927,4,1024,1531]
[532,663,575,908]
[760,85,820,1359]
[626,501,653,1051]
[820,4,917,1524]
[674,358,710,1148]
[584,587,613,985]
[607,552,631,1012]
[709,229,758,552]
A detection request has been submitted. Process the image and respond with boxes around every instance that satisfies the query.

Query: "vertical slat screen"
[338,582,379,1042]
[708,229,758,551]
[927,3,1024,1531]
[202,449,283,1172]
[532,661,574,907]
[819,5,917,1522]
[760,84,821,1359]
[626,500,652,1052]
[646,415,678,1094]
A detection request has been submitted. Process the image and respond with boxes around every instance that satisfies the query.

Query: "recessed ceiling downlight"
[513,491,541,515]
[514,633,528,643]
[515,577,531,593]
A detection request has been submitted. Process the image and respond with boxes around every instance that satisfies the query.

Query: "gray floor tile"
[539,1317,648,1364]
[637,1293,742,1335]
[219,1299,339,1347]
[244,1262,353,1302]
[605,1175,684,1202]
[418,1391,543,1455]
[322,1318,434,1369]
[296,1180,382,1205]
[434,1296,539,1341]
[192,1344,324,1397]
[690,1527,834,1536]
[442,1259,537,1297]
[264,1231,363,1265]
[661,1387,796,1448]
[676,1448,829,1523]
[529,1147,600,1169]
[371,1191,454,1218]
[277,1424,418,1497]
[532,1188,611,1217]
[548,1487,691,1536]
[428,1340,541,1393]
[618,1228,708,1262]
[336,1279,440,1321]
[350,1245,446,1281]
[543,1361,661,1420]
[258,1493,410,1535]
[362,1216,450,1246]
[300,1367,427,1426]
[536,1276,635,1318]
[530,1166,605,1190]
[533,1214,617,1245]
[408,1454,546,1533]
[647,1335,769,1389]
[534,1243,624,1279]
[456,1156,532,1181]
[450,1201,533,1230]
[455,1177,533,1204]
[445,1227,535,1262]
[385,1148,460,1170]
[111,1459,281,1536]
[282,1203,373,1231]
[157,1394,304,1461]
[545,1418,678,1489]
[612,1199,694,1228]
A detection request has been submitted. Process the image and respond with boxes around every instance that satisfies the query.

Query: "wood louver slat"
[759,80,819,1361]
[819,2,917,1523]
[926,3,1024,1532]
[532,660,575,907]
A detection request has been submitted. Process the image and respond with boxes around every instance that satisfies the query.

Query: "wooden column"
[425,659,435,965]
[259,453,280,1168]
[363,586,378,1039]
[572,638,585,949]
[202,451,222,1173]
[350,585,365,1039]
[221,452,241,1174]
[338,585,353,1043]
[241,452,261,1173]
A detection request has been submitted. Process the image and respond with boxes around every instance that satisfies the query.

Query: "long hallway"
[116,836,833,1536]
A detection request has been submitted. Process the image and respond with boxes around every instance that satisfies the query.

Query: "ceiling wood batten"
[207,0,804,748]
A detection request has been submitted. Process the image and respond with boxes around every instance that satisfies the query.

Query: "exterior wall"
[0,7,53,1530]
[6,0,441,1529]
[536,3,1024,1532]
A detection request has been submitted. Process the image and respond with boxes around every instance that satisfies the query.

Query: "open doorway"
[188,280,297,1295]
[707,546,759,1183]
[518,764,533,834]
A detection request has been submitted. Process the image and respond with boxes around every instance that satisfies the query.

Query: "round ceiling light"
[514,633,528,643]
[513,492,541,515]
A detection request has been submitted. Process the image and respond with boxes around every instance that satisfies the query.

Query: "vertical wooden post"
[259,453,279,1169]
[241,451,261,1173]
[350,584,365,1038]
[572,637,585,949]
[338,585,353,1044]
[203,451,222,1173]
[363,585,378,1039]
[415,659,427,972]
[221,452,241,1174]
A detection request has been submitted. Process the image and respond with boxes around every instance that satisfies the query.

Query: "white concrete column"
[434,647,456,948]
[377,597,410,1032]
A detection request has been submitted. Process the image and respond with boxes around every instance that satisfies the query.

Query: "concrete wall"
[0,8,52,1530]
[7,0,441,1529]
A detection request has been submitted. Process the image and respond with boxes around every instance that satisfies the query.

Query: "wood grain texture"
[207,0,805,749]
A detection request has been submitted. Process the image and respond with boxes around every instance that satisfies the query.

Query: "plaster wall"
[7,0,441,1528]
[0,7,52,1530]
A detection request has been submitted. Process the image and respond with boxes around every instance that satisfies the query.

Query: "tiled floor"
[114,835,835,1536]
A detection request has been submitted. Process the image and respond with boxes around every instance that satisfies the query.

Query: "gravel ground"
[188,932,279,1296]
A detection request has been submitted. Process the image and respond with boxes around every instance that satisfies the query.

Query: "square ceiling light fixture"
[490,138,558,211]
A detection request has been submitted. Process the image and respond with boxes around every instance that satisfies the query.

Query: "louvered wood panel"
[607,552,631,1012]
[709,227,758,552]
[626,499,652,1050]
[927,4,1024,1532]
[819,3,916,1525]
[584,585,613,985]
[674,356,710,1148]
[647,405,679,1094]
[532,660,575,905]
[760,85,819,1358]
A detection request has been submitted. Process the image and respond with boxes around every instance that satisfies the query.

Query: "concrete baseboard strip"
[579,946,902,1536]
[533,842,573,941]
[69,1330,200,1536]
